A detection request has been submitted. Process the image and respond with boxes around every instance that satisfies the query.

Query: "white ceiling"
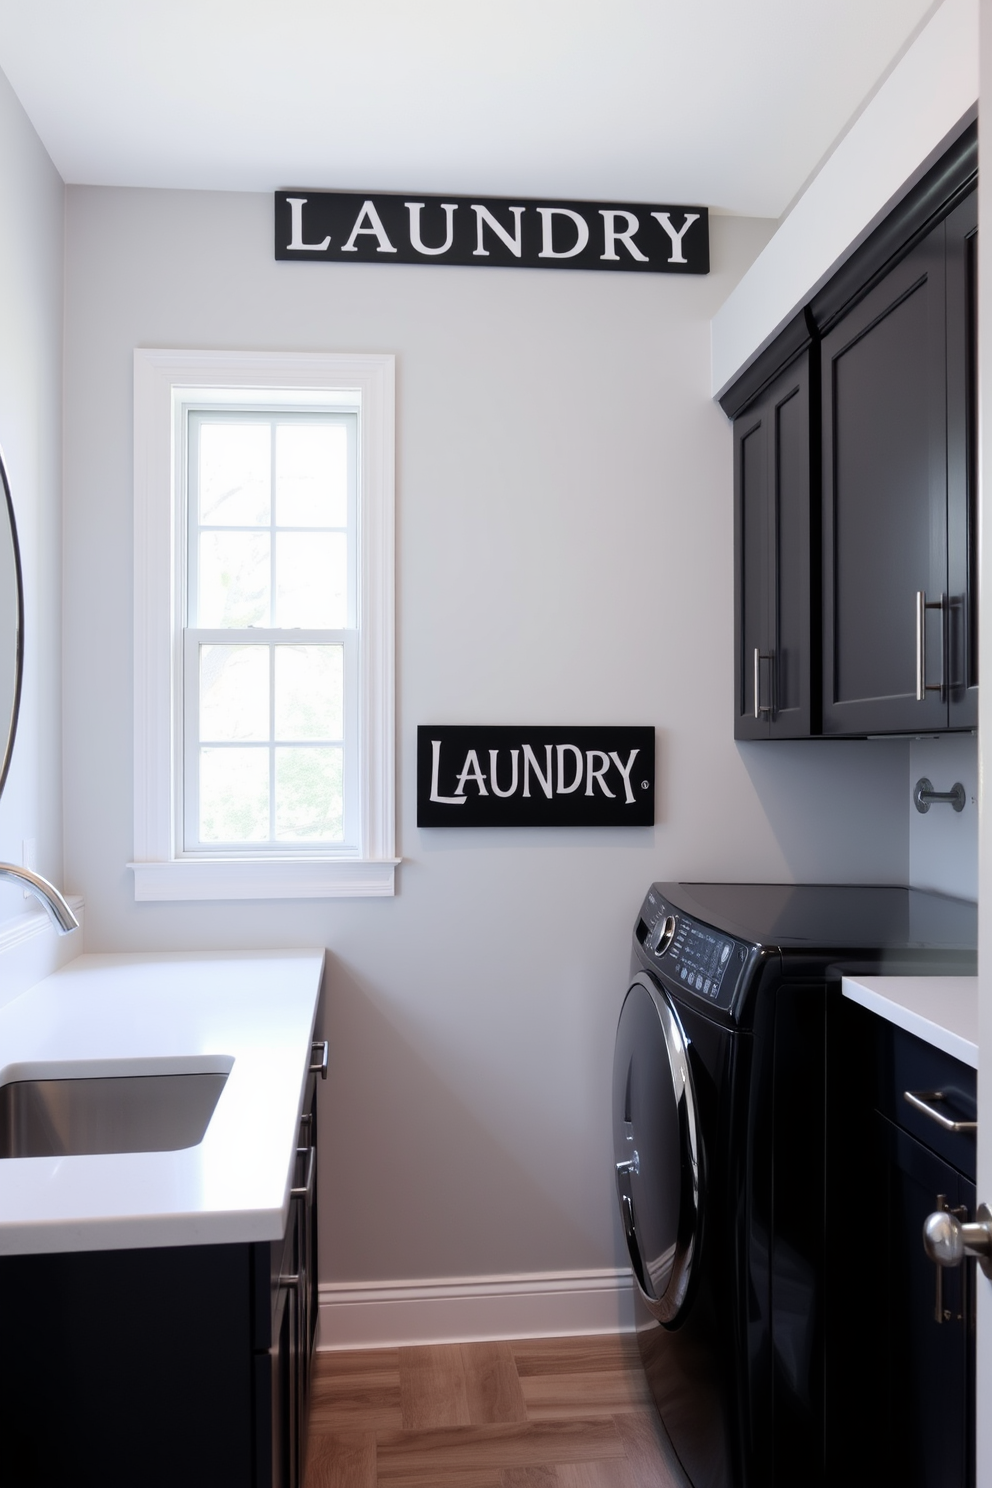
[0,0,939,217]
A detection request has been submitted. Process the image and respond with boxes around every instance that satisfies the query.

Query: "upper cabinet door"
[734,354,812,740]
[735,400,770,739]
[945,190,978,730]
[821,223,948,736]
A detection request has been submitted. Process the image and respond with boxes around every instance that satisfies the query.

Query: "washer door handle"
[618,1190,649,1295]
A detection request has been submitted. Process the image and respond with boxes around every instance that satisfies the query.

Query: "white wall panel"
[0,67,67,949]
[909,735,978,900]
[62,189,910,1287]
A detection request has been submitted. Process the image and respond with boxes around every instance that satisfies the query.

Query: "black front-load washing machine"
[612,882,976,1488]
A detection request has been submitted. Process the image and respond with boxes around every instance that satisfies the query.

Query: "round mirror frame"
[0,452,24,800]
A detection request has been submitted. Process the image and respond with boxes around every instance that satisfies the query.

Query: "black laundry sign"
[417,726,655,827]
[275,192,708,275]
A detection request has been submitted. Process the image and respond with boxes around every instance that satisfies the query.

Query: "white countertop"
[842,974,978,1069]
[0,949,324,1255]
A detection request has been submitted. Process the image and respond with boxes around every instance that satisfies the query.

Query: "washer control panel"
[646,913,676,956]
[639,890,746,1010]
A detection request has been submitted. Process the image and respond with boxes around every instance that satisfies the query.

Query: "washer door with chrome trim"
[613,973,702,1325]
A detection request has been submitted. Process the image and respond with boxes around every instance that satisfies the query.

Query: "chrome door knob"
[923,1202,992,1278]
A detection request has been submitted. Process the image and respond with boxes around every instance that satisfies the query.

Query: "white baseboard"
[317,1267,635,1351]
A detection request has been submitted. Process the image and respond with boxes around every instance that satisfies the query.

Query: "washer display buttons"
[668,925,738,1003]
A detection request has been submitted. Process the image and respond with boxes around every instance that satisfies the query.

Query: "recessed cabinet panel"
[876,1121,975,1488]
[822,227,947,734]
[738,418,767,735]
[775,385,808,723]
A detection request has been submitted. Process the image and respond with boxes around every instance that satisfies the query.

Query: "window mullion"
[182,630,200,852]
[269,642,277,844]
[269,421,277,846]
[270,414,278,627]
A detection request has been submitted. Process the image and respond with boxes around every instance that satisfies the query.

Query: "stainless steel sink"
[0,1069,229,1157]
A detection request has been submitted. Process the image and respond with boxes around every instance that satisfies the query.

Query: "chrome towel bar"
[913,777,965,814]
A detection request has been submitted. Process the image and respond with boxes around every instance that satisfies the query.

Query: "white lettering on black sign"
[417,727,655,827]
[276,192,708,275]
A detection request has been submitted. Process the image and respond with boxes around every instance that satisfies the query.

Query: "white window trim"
[131,349,397,900]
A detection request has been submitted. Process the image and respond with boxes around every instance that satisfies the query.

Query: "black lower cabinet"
[255,1082,318,1488]
[0,1082,318,1488]
[875,1119,974,1488]
[828,1004,975,1488]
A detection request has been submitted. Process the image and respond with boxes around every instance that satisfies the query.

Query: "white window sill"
[128,858,399,901]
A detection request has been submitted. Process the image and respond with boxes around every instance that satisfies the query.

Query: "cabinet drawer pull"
[915,591,945,702]
[278,1272,301,1288]
[904,1089,976,1132]
[310,1040,328,1079]
[291,1144,316,1203]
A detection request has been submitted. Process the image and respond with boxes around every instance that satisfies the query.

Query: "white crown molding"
[316,1268,635,1351]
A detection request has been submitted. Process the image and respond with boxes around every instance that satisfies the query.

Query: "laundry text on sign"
[275,193,708,275]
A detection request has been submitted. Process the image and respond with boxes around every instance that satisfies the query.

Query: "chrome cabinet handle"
[916,591,945,701]
[310,1040,328,1079]
[753,648,772,719]
[279,1272,301,1288]
[923,1201,992,1279]
[291,1143,316,1202]
[904,1089,977,1133]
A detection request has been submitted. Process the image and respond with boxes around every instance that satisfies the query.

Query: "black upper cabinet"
[821,219,948,735]
[821,190,978,735]
[726,122,977,740]
[733,347,813,738]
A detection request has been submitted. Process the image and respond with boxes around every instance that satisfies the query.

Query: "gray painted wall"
[909,734,977,900]
[0,68,64,934]
[61,186,914,1286]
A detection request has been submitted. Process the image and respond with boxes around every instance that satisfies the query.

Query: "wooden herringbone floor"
[303,1334,687,1487]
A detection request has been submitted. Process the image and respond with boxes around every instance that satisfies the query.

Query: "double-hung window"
[132,352,395,900]
[185,409,357,852]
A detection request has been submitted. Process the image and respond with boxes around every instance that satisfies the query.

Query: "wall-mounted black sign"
[417,726,655,827]
[275,192,708,275]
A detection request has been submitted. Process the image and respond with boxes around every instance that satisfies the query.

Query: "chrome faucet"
[0,863,78,934]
